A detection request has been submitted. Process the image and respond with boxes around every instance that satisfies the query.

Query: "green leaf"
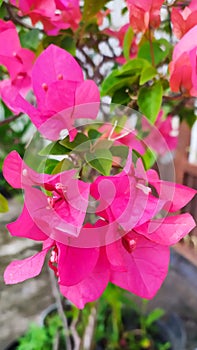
[139,66,157,85]
[179,108,197,127]
[88,129,102,141]
[19,29,40,51]
[61,36,76,56]
[0,193,9,213]
[146,308,165,327]
[142,148,156,170]
[52,158,74,174]
[18,323,49,350]
[110,145,129,167]
[85,149,112,176]
[117,58,150,76]
[111,88,130,105]
[101,69,138,97]
[43,34,62,48]
[0,2,6,18]
[123,26,134,61]
[138,39,172,66]
[110,145,129,159]
[0,99,13,118]
[39,142,70,156]
[83,0,109,20]
[60,133,90,152]
[101,58,151,97]
[42,159,59,174]
[138,81,163,123]
[0,0,3,7]
[93,139,113,151]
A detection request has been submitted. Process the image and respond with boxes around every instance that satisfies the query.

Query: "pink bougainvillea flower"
[55,0,81,32]
[90,154,196,300]
[60,224,110,308]
[90,156,165,232]
[3,44,100,140]
[10,0,55,17]
[169,25,197,96]
[13,0,65,36]
[91,151,196,229]
[3,150,90,239]
[4,220,107,309]
[127,0,164,33]
[0,19,35,104]
[169,52,193,95]
[104,24,138,64]
[10,0,81,35]
[109,207,195,298]
[61,169,196,305]
[146,168,197,213]
[3,150,196,308]
[171,0,197,39]
[109,230,170,298]
[4,204,195,308]
[4,235,100,305]
[143,111,178,155]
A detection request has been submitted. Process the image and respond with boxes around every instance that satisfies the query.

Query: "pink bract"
[143,111,178,155]
[4,44,100,140]
[0,19,35,104]
[4,236,100,299]
[3,149,196,308]
[3,151,90,239]
[10,0,81,35]
[127,0,164,33]
[169,25,197,96]
[171,0,197,39]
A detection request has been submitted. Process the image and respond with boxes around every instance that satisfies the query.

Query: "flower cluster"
[10,0,81,35]
[3,147,196,308]
[171,0,197,39]
[5,44,100,140]
[2,45,196,308]
[127,0,164,33]
[0,19,35,110]
[169,1,197,96]
[1,0,197,310]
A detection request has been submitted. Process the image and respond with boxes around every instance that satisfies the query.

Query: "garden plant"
[0,0,197,349]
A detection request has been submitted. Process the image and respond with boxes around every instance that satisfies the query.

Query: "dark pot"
[12,303,186,350]
[4,340,19,350]
[3,303,73,350]
[120,307,186,350]
[40,302,74,350]
[156,312,186,350]
[40,301,73,327]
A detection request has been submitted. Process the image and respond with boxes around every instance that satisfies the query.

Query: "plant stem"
[148,27,155,68]
[80,302,98,350]
[53,331,60,350]
[162,93,190,101]
[140,299,148,334]
[0,113,22,127]
[70,316,81,350]
[4,2,44,31]
[48,267,72,350]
